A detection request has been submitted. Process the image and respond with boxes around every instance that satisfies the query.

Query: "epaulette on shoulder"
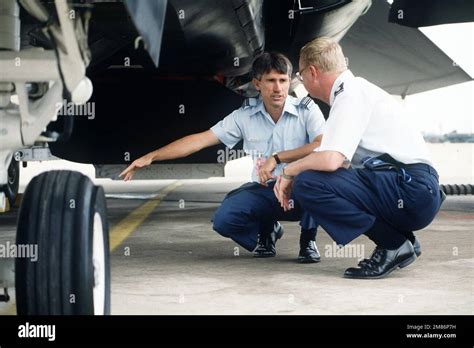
[299,96,315,109]
[242,97,258,109]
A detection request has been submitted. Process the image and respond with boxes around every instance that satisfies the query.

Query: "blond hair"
[300,37,347,73]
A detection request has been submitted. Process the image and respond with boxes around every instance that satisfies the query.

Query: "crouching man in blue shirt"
[120,52,326,262]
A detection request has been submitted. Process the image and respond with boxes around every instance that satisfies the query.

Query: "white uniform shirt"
[316,70,432,168]
[211,96,325,181]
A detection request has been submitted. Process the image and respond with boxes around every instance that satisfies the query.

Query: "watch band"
[272,152,281,165]
[282,167,294,180]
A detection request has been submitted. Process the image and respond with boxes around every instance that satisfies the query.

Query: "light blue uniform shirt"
[211,95,326,182]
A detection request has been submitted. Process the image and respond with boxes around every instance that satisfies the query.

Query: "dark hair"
[252,52,293,80]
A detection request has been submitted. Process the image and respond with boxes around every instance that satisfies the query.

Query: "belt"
[364,154,439,182]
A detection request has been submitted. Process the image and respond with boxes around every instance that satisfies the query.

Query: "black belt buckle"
[362,156,412,183]
[362,157,394,171]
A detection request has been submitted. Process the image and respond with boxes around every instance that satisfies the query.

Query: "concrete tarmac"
[0,178,472,315]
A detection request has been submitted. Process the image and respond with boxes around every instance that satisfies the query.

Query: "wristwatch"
[282,167,294,180]
[272,152,281,165]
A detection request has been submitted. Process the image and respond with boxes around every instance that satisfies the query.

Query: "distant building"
[423,131,474,143]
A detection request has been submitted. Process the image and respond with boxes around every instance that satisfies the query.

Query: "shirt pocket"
[244,138,270,158]
[282,123,308,150]
[286,136,307,151]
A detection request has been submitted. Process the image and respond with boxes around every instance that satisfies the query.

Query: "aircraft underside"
[48,0,369,165]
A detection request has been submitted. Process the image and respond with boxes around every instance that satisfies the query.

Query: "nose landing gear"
[15,170,110,315]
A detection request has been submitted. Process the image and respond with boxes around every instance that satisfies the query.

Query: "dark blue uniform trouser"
[291,164,442,249]
[212,182,317,251]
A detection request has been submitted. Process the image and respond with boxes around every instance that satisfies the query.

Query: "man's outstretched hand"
[119,155,153,181]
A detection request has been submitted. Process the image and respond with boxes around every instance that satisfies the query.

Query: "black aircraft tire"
[15,170,110,315]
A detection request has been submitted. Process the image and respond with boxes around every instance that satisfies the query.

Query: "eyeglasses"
[295,65,310,82]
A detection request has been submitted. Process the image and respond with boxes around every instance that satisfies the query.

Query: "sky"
[405,23,474,134]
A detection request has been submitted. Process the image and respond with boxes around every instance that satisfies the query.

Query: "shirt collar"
[282,97,299,117]
[329,69,354,106]
[251,96,299,117]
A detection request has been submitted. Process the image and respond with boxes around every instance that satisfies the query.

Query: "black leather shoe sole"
[297,255,321,263]
[344,253,417,279]
[253,251,276,258]
[398,253,417,269]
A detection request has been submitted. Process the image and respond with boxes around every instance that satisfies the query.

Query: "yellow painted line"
[14,193,23,208]
[109,181,182,252]
[4,302,16,315]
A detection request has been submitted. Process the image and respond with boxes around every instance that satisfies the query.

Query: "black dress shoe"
[298,237,321,263]
[358,237,421,267]
[254,222,284,258]
[344,240,416,279]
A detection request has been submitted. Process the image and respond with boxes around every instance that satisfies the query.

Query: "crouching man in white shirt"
[275,37,443,279]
